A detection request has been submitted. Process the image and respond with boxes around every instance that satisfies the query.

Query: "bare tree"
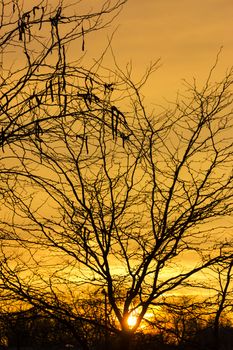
[212,260,233,350]
[0,0,126,148]
[1,2,233,350]
[147,296,208,348]
[198,254,233,350]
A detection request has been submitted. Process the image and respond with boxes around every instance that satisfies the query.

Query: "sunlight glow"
[127,314,138,328]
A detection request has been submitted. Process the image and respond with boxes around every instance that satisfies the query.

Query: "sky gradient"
[83,0,233,104]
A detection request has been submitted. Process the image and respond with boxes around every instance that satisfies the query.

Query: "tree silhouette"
[1,2,233,350]
[198,257,233,350]
[0,0,126,148]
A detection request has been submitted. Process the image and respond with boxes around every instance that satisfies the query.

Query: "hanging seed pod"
[82,25,85,51]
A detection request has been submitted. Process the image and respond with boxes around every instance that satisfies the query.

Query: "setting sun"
[127,314,138,328]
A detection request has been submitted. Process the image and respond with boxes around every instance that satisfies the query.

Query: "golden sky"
[82,0,233,104]
[1,0,233,320]
[3,0,232,105]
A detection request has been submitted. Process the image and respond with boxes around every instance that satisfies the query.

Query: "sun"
[127,314,138,328]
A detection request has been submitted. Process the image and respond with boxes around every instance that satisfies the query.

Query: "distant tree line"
[0,296,233,350]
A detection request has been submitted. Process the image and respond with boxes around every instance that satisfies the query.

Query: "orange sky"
[81,0,233,104]
[3,0,232,105]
